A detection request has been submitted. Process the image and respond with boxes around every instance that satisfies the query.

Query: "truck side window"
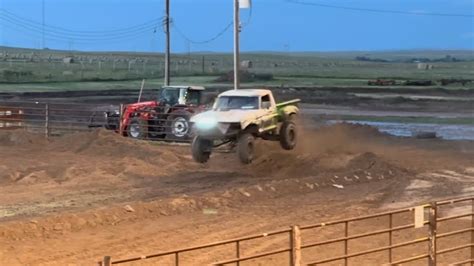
[261,95,271,109]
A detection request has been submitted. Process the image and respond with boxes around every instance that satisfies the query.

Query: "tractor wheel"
[279,120,297,150]
[127,117,148,139]
[237,133,256,164]
[166,112,191,141]
[191,136,212,163]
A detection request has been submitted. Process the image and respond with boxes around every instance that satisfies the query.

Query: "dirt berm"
[1,124,470,186]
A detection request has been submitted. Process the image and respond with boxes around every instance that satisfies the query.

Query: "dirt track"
[0,124,473,265]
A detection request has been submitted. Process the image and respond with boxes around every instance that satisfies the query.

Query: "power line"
[0,8,164,36]
[0,15,161,41]
[241,4,253,28]
[2,18,158,43]
[1,7,237,45]
[286,0,474,18]
[41,0,45,48]
[172,20,233,44]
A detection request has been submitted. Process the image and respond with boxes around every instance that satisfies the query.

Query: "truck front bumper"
[194,122,240,140]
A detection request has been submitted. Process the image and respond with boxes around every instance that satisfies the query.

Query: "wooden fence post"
[102,256,111,266]
[44,103,49,138]
[471,199,474,263]
[291,225,302,266]
[236,240,241,266]
[428,202,437,266]
[118,104,124,136]
[344,221,349,266]
[388,213,393,263]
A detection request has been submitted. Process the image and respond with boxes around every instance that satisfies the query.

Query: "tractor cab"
[158,86,205,106]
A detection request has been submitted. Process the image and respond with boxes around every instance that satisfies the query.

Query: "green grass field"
[1,46,473,91]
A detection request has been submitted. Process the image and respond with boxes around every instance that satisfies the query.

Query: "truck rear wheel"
[279,120,297,150]
[127,117,148,139]
[237,133,255,164]
[191,136,212,163]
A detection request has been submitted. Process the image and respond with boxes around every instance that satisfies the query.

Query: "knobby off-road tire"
[237,133,256,164]
[279,120,297,150]
[191,136,213,163]
[127,117,148,139]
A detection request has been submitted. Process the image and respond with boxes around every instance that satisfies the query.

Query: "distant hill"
[1,46,473,60]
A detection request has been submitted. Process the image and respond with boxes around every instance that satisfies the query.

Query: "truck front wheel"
[191,136,212,163]
[237,133,256,164]
[279,120,297,150]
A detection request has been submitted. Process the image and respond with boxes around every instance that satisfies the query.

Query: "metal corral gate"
[0,100,199,142]
[98,196,474,266]
[0,106,24,129]
[0,101,105,136]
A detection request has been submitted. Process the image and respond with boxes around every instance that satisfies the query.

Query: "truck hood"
[191,109,267,129]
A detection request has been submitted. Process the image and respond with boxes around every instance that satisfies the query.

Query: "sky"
[0,0,473,52]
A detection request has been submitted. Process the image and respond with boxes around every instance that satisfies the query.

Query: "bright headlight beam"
[195,117,217,130]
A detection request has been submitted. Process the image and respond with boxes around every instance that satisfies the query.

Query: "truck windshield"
[215,96,259,111]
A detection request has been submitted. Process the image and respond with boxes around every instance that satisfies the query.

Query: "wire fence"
[0,57,235,83]
[98,196,474,266]
[0,100,205,143]
[0,100,110,135]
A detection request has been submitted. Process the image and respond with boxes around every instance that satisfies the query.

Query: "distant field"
[0,46,473,89]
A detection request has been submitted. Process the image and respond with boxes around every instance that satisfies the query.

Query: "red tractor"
[105,86,207,141]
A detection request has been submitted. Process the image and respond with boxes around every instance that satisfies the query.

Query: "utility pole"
[164,0,171,86]
[233,0,250,90]
[233,0,240,90]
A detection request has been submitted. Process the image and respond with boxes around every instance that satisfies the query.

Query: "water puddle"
[328,120,474,140]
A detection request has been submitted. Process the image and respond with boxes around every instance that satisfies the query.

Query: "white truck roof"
[219,89,271,97]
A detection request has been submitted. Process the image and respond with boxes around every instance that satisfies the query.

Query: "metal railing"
[98,196,474,266]
[0,100,202,142]
[0,100,107,136]
[0,106,24,129]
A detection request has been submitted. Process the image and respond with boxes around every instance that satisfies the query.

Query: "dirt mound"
[247,124,410,183]
[48,129,135,152]
[0,129,47,147]
[46,129,190,168]
[0,129,193,185]
[251,150,408,179]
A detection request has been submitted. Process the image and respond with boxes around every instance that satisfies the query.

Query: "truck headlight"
[195,117,218,130]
